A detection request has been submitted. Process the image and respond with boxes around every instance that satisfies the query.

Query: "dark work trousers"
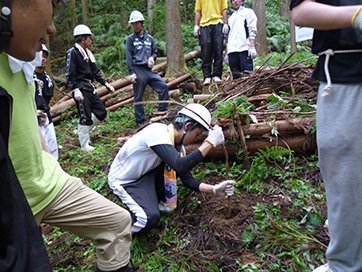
[133,66,169,124]
[73,89,107,125]
[119,163,166,235]
[199,23,224,79]
[228,51,254,80]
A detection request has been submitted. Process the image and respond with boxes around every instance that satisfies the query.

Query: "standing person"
[291,1,362,272]
[0,0,133,271]
[34,44,59,160]
[224,0,257,80]
[108,103,235,235]
[126,11,169,126]
[66,24,115,152]
[194,0,229,85]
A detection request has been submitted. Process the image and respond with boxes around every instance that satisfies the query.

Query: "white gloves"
[248,47,258,59]
[222,23,229,35]
[148,57,154,69]
[205,125,225,148]
[73,88,84,102]
[194,25,200,37]
[353,6,362,30]
[213,180,235,196]
[105,82,115,92]
[224,54,229,65]
[130,74,137,84]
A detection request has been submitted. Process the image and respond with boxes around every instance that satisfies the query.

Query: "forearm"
[199,182,214,194]
[249,39,255,47]
[292,1,360,30]
[222,9,228,23]
[195,10,201,26]
[39,128,51,154]
[198,141,214,157]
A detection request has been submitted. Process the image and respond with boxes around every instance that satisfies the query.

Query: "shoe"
[204,77,211,85]
[313,263,333,272]
[158,201,175,213]
[212,76,222,83]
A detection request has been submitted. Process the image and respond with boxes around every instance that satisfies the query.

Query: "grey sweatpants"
[35,177,132,271]
[317,82,362,272]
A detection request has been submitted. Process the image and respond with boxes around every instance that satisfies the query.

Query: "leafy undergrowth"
[45,98,328,272]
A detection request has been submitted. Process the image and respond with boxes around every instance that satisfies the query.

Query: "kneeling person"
[108,103,235,235]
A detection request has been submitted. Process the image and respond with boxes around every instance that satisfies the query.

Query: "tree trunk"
[147,0,157,34]
[71,0,78,30]
[165,0,187,77]
[280,0,290,19]
[253,0,268,56]
[81,0,88,24]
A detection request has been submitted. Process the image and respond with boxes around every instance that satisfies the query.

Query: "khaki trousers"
[35,177,132,271]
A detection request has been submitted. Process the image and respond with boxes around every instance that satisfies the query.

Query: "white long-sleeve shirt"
[227,6,257,54]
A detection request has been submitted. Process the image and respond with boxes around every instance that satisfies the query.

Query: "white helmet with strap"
[41,44,50,56]
[73,24,93,37]
[128,11,145,23]
[177,103,211,131]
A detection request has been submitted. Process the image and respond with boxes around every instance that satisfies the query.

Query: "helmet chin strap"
[0,0,13,53]
[175,122,197,151]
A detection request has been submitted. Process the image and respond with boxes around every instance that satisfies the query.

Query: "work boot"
[212,76,222,83]
[78,124,94,152]
[204,77,211,85]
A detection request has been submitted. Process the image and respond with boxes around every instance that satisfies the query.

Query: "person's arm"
[292,0,360,30]
[151,37,157,61]
[222,9,228,24]
[39,127,51,154]
[65,49,78,90]
[195,10,201,27]
[125,36,135,75]
[151,144,205,174]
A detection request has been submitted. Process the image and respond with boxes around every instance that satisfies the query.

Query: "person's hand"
[130,74,137,84]
[224,54,229,65]
[37,110,47,126]
[73,88,84,102]
[148,57,154,69]
[194,25,200,37]
[105,82,115,92]
[353,6,362,30]
[205,125,225,147]
[248,47,258,59]
[213,180,235,196]
[222,23,229,35]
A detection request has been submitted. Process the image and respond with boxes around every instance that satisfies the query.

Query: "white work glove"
[73,88,84,102]
[105,82,115,92]
[194,25,200,37]
[222,23,229,35]
[353,6,362,30]
[224,54,229,65]
[130,74,137,84]
[148,57,154,69]
[213,180,235,196]
[205,125,225,148]
[248,47,258,59]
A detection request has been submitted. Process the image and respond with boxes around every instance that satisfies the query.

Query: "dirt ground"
[41,162,327,271]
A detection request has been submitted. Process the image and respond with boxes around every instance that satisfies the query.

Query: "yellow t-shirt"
[195,0,228,27]
[0,53,69,215]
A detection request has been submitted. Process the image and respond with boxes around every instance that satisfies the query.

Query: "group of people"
[194,0,258,83]
[2,0,362,271]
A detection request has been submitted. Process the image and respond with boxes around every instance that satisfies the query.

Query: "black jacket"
[65,45,106,91]
[0,87,51,272]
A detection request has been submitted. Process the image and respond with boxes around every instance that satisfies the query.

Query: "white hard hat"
[73,24,93,37]
[128,11,145,23]
[41,44,49,56]
[178,104,211,131]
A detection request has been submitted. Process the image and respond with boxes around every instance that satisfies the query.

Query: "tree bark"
[165,0,187,78]
[81,0,88,25]
[253,0,269,56]
[148,0,157,34]
[280,0,290,19]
